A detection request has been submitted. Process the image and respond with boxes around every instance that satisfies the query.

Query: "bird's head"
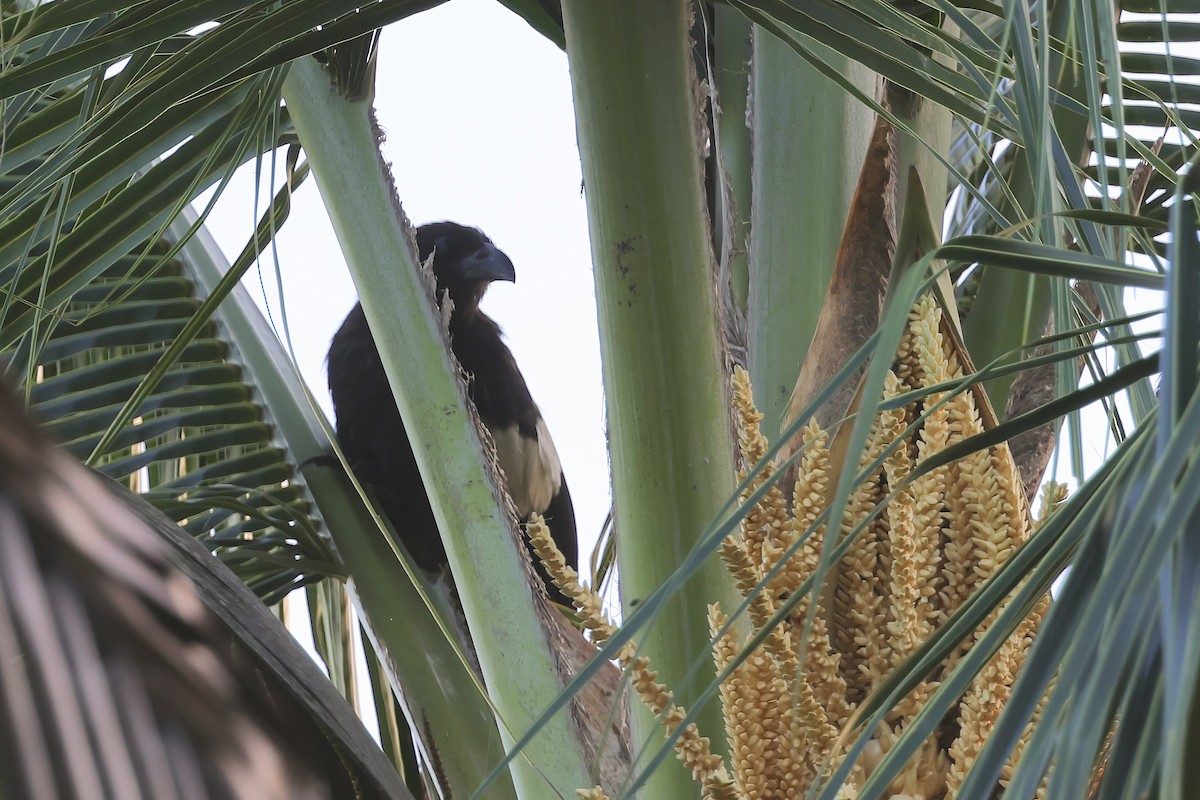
[416,221,516,313]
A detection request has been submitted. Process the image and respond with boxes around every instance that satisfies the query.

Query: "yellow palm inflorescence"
[716,293,1047,799]
[530,517,734,800]
[546,293,1049,800]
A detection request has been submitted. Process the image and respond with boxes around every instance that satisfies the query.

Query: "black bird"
[327,221,578,603]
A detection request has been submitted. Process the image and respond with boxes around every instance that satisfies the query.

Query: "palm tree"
[0,0,1194,798]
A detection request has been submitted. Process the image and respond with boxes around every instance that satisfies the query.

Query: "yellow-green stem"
[282,56,590,799]
[748,34,876,440]
[561,0,740,794]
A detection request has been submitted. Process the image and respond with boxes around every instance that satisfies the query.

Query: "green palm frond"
[10,205,337,602]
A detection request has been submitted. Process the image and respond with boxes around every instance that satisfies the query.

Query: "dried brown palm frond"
[0,383,410,800]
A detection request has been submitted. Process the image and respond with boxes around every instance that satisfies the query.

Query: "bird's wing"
[540,469,578,572]
[488,413,579,604]
[487,414,563,519]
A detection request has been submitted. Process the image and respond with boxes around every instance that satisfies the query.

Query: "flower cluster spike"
[528,516,738,800]
[710,604,809,797]
[710,295,1048,799]
[528,517,618,644]
[731,367,791,568]
[834,392,896,701]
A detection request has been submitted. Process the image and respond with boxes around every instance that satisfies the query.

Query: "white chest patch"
[487,418,563,517]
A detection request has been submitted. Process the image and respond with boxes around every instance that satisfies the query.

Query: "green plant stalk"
[892,89,952,257]
[961,3,1088,411]
[307,578,352,699]
[312,473,520,800]
[281,56,591,799]
[363,635,410,776]
[170,211,518,798]
[889,72,953,345]
[713,5,754,318]
[748,33,876,440]
[561,0,740,794]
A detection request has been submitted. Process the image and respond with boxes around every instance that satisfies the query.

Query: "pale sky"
[198,0,612,567]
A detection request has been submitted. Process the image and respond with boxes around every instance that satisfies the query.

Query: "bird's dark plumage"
[327,221,578,603]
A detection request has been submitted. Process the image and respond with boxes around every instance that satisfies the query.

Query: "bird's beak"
[459,243,517,284]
